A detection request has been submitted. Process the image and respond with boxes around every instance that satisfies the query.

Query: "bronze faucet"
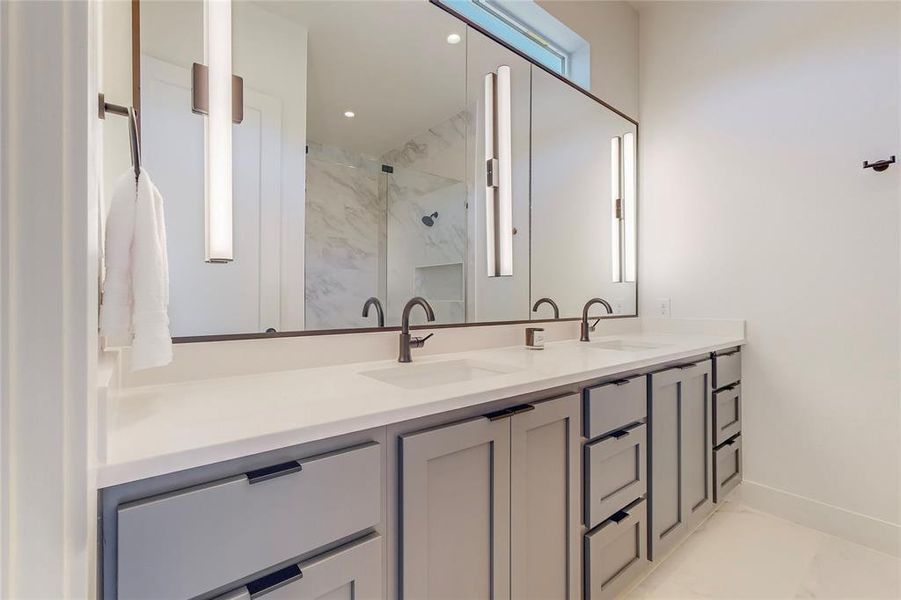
[362,297,385,327]
[399,297,436,362]
[580,298,613,342]
[532,297,560,319]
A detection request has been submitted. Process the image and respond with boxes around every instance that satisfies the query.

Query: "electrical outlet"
[657,298,671,318]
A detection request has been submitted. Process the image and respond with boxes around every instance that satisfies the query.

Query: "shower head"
[421,212,439,227]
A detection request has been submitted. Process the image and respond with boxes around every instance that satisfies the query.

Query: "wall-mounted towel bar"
[98,93,141,179]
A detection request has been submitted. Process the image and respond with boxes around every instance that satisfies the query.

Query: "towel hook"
[862,155,895,172]
[98,93,141,179]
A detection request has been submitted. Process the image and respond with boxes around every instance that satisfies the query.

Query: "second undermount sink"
[362,359,521,390]
[586,339,672,352]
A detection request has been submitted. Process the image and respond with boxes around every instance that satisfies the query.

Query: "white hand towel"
[99,170,137,338]
[100,168,172,370]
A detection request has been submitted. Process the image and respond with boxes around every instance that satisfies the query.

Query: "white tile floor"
[626,501,901,599]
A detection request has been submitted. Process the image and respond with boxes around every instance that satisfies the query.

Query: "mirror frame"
[130,0,640,343]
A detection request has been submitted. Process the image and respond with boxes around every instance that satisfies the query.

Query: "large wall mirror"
[130,0,637,340]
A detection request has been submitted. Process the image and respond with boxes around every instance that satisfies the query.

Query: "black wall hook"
[863,155,895,172]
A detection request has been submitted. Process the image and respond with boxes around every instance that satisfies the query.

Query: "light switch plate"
[657,298,671,318]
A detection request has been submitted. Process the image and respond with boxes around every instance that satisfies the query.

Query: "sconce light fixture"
[485,65,513,277]
[611,132,636,283]
[611,135,622,282]
[192,0,243,263]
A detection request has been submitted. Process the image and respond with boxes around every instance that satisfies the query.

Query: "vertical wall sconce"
[611,135,623,282]
[622,132,636,282]
[195,0,235,263]
[611,132,636,283]
[485,65,513,277]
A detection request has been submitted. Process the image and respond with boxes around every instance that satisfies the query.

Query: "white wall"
[638,1,900,552]
[538,0,639,118]
[1,1,98,596]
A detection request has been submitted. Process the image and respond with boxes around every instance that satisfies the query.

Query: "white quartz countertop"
[99,326,744,488]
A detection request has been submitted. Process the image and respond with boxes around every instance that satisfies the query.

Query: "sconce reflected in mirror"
[200,0,235,263]
[485,65,513,277]
[611,131,636,283]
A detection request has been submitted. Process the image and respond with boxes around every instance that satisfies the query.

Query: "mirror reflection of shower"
[421,212,439,227]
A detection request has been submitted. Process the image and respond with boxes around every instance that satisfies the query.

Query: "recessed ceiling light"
[446,33,461,45]
[344,110,355,118]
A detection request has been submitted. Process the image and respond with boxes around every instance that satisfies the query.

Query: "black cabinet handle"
[609,509,630,523]
[485,404,535,421]
[678,362,699,370]
[611,428,632,439]
[612,378,631,386]
[246,564,302,597]
[245,460,303,485]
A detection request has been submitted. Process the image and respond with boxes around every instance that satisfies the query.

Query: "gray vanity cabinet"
[648,360,714,561]
[510,394,581,600]
[400,415,512,599]
[399,394,580,600]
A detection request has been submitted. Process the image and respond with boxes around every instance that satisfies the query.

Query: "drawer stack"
[582,376,650,599]
[712,349,743,502]
[116,442,383,600]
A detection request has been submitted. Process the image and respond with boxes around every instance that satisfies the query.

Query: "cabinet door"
[649,361,713,560]
[511,395,581,600]
[400,416,511,599]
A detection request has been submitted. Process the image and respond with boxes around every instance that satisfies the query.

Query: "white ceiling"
[256,1,468,158]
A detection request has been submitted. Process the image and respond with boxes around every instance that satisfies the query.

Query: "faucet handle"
[589,317,601,332]
[410,333,434,349]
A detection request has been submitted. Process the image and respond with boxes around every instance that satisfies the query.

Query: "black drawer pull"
[724,438,737,446]
[247,564,302,598]
[485,407,514,421]
[611,428,632,439]
[609,509,630,523]
[612,378,631,386]
[678,362,699,370]
[245,460,303,485]
[486,403,534,420]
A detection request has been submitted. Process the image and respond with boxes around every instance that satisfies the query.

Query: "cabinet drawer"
[214,534,383,600]
[117,442,382,600]
[585,423,647,529]
[584,498,649,600]
[584,376,647,440]
[713,384,741,446]
[712,349,741,389]
[714,435,742,503]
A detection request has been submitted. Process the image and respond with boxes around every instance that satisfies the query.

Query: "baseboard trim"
[738,480,900,557]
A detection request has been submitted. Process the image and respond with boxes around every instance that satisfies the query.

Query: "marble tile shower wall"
[304,112,469,330]
[305,143,385,330]
[381,111,468,182]
[383,111,468,327]
[385,170,466,326]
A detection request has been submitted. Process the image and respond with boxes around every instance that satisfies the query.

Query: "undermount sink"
[362,359,521,389]
[585,339,671,352]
